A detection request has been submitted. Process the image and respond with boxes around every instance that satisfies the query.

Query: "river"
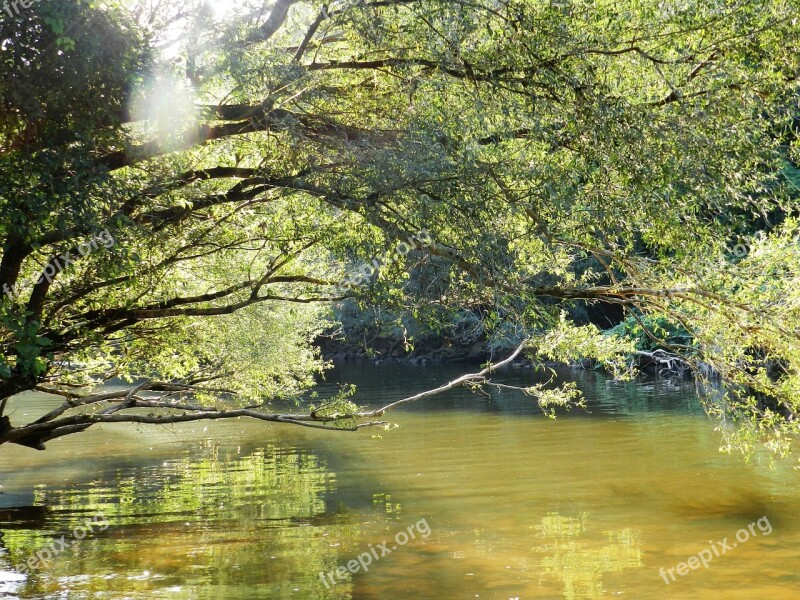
[0,362,798,599]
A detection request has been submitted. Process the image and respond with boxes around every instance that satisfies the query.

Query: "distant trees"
[1,0,799,459]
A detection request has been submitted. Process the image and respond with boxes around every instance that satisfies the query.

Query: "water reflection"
[0,363,798,599]
[532,513,641,599]
[0,444,367,598]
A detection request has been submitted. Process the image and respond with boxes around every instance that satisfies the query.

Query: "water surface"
[0,363,797,599]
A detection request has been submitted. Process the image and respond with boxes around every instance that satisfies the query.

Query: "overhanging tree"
[1,0,799,458]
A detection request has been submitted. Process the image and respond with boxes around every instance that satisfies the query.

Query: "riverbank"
[315,334,694,378]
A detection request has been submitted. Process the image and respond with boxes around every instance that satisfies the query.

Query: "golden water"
[0,364,797,599]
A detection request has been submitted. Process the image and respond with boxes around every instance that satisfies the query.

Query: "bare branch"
[358,340,528,417]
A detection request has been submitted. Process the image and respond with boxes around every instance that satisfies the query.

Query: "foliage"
[0,0,799,462]
[606,314,694,353]
[535,313,638,379]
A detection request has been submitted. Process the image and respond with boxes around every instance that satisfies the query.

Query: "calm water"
[0,363,798,599]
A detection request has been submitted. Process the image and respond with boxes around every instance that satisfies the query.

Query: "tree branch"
[0,341,533,449]
[246,0,301,45]
[359,340,528,417]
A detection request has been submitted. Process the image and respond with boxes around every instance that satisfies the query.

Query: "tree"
[1,0,799,459]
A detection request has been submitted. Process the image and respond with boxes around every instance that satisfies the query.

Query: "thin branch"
[358,340,528,417]
[293,5,328,62]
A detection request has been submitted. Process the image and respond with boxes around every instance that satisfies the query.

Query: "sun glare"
[129,74,199,152]
[209,0,239,19]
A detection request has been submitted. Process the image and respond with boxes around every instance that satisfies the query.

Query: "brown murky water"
[0,363,798,599]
